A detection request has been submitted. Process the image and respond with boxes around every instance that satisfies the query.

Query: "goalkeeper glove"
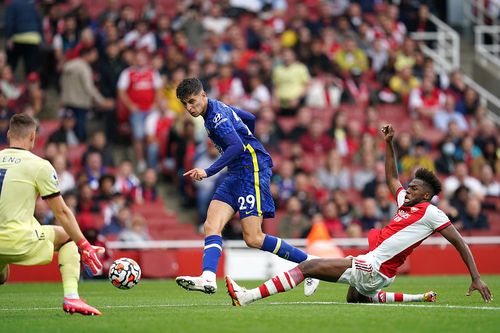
[76,239,105,276]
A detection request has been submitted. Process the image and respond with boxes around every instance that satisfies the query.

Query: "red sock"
[372,291,422,303]
[257,267,304,299]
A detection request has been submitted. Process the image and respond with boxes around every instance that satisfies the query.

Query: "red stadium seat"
[66,144,87,172]
[36,119,61,148]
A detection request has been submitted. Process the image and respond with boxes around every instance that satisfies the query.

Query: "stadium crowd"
[1,0,498,245]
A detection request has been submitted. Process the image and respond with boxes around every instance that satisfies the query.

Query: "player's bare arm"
[439,225,493,302]
[382,124,403,196]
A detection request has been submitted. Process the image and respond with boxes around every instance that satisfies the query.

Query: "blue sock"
[202,235,223,274]
[260,234,308,263]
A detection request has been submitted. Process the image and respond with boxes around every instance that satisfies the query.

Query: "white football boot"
[176,275,217,294]
[225,276,254,307]
[304,277,320,296]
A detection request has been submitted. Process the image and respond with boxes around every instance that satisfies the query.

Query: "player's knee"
[0,267,9,285]
[203,220,222,235]
[298,260,315,277]
[346,294,357,303]
[346,289,370,303]
[243,232,265,249]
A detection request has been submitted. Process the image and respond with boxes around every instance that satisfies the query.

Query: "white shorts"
[337,253,395,298]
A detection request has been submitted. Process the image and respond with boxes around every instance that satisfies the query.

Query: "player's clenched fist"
[184,168,207,181]
[381,124,395,142]
[77,239,105,276]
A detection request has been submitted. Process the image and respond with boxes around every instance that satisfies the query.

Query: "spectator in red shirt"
[124,20,156,54]
[135,168,158,204]
[77,183,100,214]
[322,200,345,237]
[299,118,334,154]
[118,49,162,172]
[409,75,445,118]
[144,102,175,170]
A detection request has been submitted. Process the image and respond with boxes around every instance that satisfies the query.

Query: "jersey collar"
[203,99,214,120]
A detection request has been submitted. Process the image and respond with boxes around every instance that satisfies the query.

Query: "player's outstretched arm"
[46,195,105,276]
[439,225,493,302]
[203,131,245,178]
[382,124,403,197]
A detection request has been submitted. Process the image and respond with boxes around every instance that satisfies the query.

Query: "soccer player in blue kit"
[175,78,319,296]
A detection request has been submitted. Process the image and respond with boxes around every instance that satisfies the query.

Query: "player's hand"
[183,168,207,181]
[467,278,493,302]
[381,124,395,142]
[76,239,105,276]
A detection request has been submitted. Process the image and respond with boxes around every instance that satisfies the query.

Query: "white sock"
[202,271,216,281]
[64,293,80,299]
[249,288,262,301]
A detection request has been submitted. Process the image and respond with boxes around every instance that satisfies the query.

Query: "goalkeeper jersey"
[0,147,61,253]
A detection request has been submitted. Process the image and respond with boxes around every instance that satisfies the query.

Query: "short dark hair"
[79,46,96,57]
[176,78,203,102]
[415,168,442,197]
[9,113,38,139]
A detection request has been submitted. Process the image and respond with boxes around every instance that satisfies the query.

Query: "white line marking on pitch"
[0,301,497,312]
[267,301,499,311]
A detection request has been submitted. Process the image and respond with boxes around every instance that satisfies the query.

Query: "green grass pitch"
[0,275,499,333]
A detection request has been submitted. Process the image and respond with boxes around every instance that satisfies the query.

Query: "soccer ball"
[109,258,141,289]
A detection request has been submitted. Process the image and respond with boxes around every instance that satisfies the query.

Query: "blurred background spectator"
[0,0,498,246]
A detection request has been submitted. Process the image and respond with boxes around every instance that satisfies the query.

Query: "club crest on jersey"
[394,209,410,222]
[410,207,419,213]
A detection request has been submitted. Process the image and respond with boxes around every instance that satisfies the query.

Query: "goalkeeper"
[0,114,104,316]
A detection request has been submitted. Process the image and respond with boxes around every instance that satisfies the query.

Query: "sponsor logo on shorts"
[354,258,373,273]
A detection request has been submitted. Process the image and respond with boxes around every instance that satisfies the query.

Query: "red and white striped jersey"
[369,187,451,278]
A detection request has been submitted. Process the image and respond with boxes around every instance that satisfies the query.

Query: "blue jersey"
[203,99,273,175]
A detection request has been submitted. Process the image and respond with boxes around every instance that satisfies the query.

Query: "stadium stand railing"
[410,14,460,71]
[463,0,500,26]
[411,13,500,122]
[474,25,500,71]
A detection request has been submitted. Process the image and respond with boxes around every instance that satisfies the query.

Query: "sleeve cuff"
[204,168,213,178]
[41,192,61,200]
[435,221,452,232]
[396,187,404,197]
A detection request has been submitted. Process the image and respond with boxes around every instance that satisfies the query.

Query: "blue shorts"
[130,111,151,140]
[212,167,275,219]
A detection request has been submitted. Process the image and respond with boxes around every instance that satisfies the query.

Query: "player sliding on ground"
[0,114,105,316]
[226,124,493,306]
[175,78,319,296]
